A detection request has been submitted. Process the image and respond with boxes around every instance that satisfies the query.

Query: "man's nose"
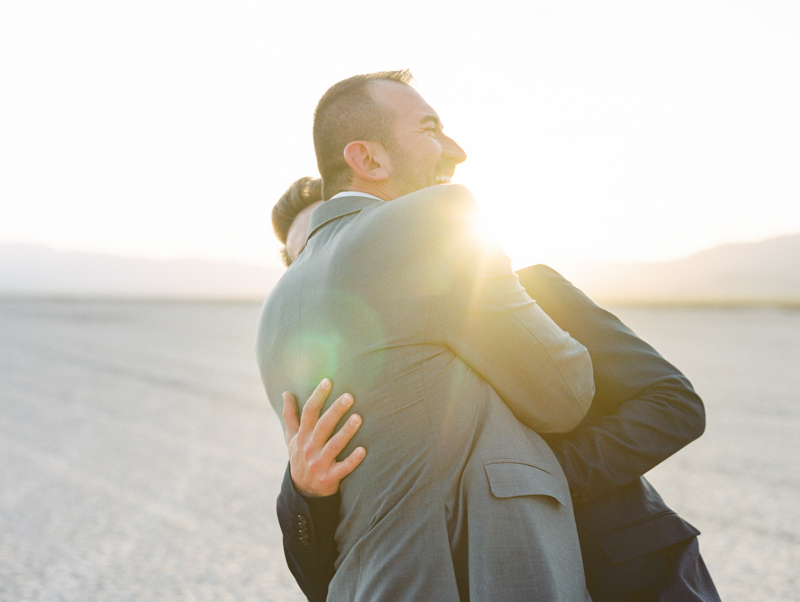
[443,136,467,165]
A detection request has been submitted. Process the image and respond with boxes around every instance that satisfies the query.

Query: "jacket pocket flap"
[596,512,701,564]
[485,462,568,507]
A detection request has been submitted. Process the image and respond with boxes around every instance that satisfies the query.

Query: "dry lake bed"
[1,299,799,601]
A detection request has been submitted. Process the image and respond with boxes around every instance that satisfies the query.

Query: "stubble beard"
[386,144,434,198]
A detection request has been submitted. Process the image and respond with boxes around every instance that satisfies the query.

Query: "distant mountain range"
[1,234,799,304]
[562,233,800,305]
[0,244,284,300]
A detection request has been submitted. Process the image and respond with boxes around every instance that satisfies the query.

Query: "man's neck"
[339,179,396,202]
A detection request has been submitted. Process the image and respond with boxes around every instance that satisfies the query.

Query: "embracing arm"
[276,381,364,602]
[516,264,706,504]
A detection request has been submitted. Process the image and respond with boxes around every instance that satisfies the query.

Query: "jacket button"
[297,515,308,525]
[300,536,310,546]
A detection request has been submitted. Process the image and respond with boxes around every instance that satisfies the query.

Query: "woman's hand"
[283,378,366,498]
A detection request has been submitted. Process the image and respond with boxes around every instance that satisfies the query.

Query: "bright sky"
[2,1,799,269]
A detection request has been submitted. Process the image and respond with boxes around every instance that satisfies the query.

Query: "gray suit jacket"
[256,185,595,601]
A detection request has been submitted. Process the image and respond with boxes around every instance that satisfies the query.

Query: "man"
[268,75,720,600]
[256,70,596,601]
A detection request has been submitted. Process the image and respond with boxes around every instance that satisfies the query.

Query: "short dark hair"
[272,177,323,266]
[313,70,413,199]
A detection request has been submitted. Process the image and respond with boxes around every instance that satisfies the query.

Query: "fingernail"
[341,394,353,406]
[321,378,331,390]
[356,447,366,457]
[349,415,361,426]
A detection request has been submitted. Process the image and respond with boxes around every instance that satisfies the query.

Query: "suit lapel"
[307,195,382,241]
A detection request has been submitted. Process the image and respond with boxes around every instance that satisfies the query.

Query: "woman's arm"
[276,381,364,601]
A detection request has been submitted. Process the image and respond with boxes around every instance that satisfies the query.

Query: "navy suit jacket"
[276,265,714,601]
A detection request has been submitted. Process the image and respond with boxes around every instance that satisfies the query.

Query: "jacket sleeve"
[516,264,706,504]
[427,186,595,433]
[276,465,340,602]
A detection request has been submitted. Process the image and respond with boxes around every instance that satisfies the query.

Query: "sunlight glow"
[2,1,799,267]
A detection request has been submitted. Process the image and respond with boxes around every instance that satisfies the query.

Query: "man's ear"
[343,141,390,181]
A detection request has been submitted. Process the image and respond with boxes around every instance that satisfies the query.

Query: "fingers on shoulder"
[302,378,332,415]
[282,391,299,424]
[331,446,367,480]
[324,410,362,456]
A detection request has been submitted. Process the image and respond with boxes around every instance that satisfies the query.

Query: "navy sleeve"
[276,465,341,601]
[516,264,706,505]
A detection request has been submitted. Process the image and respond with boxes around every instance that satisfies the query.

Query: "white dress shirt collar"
[328,191,382,201]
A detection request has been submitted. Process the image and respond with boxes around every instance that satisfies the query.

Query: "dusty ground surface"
[1,299,798,601]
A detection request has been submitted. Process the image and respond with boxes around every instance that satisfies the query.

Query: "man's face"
[370,81,467,198]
